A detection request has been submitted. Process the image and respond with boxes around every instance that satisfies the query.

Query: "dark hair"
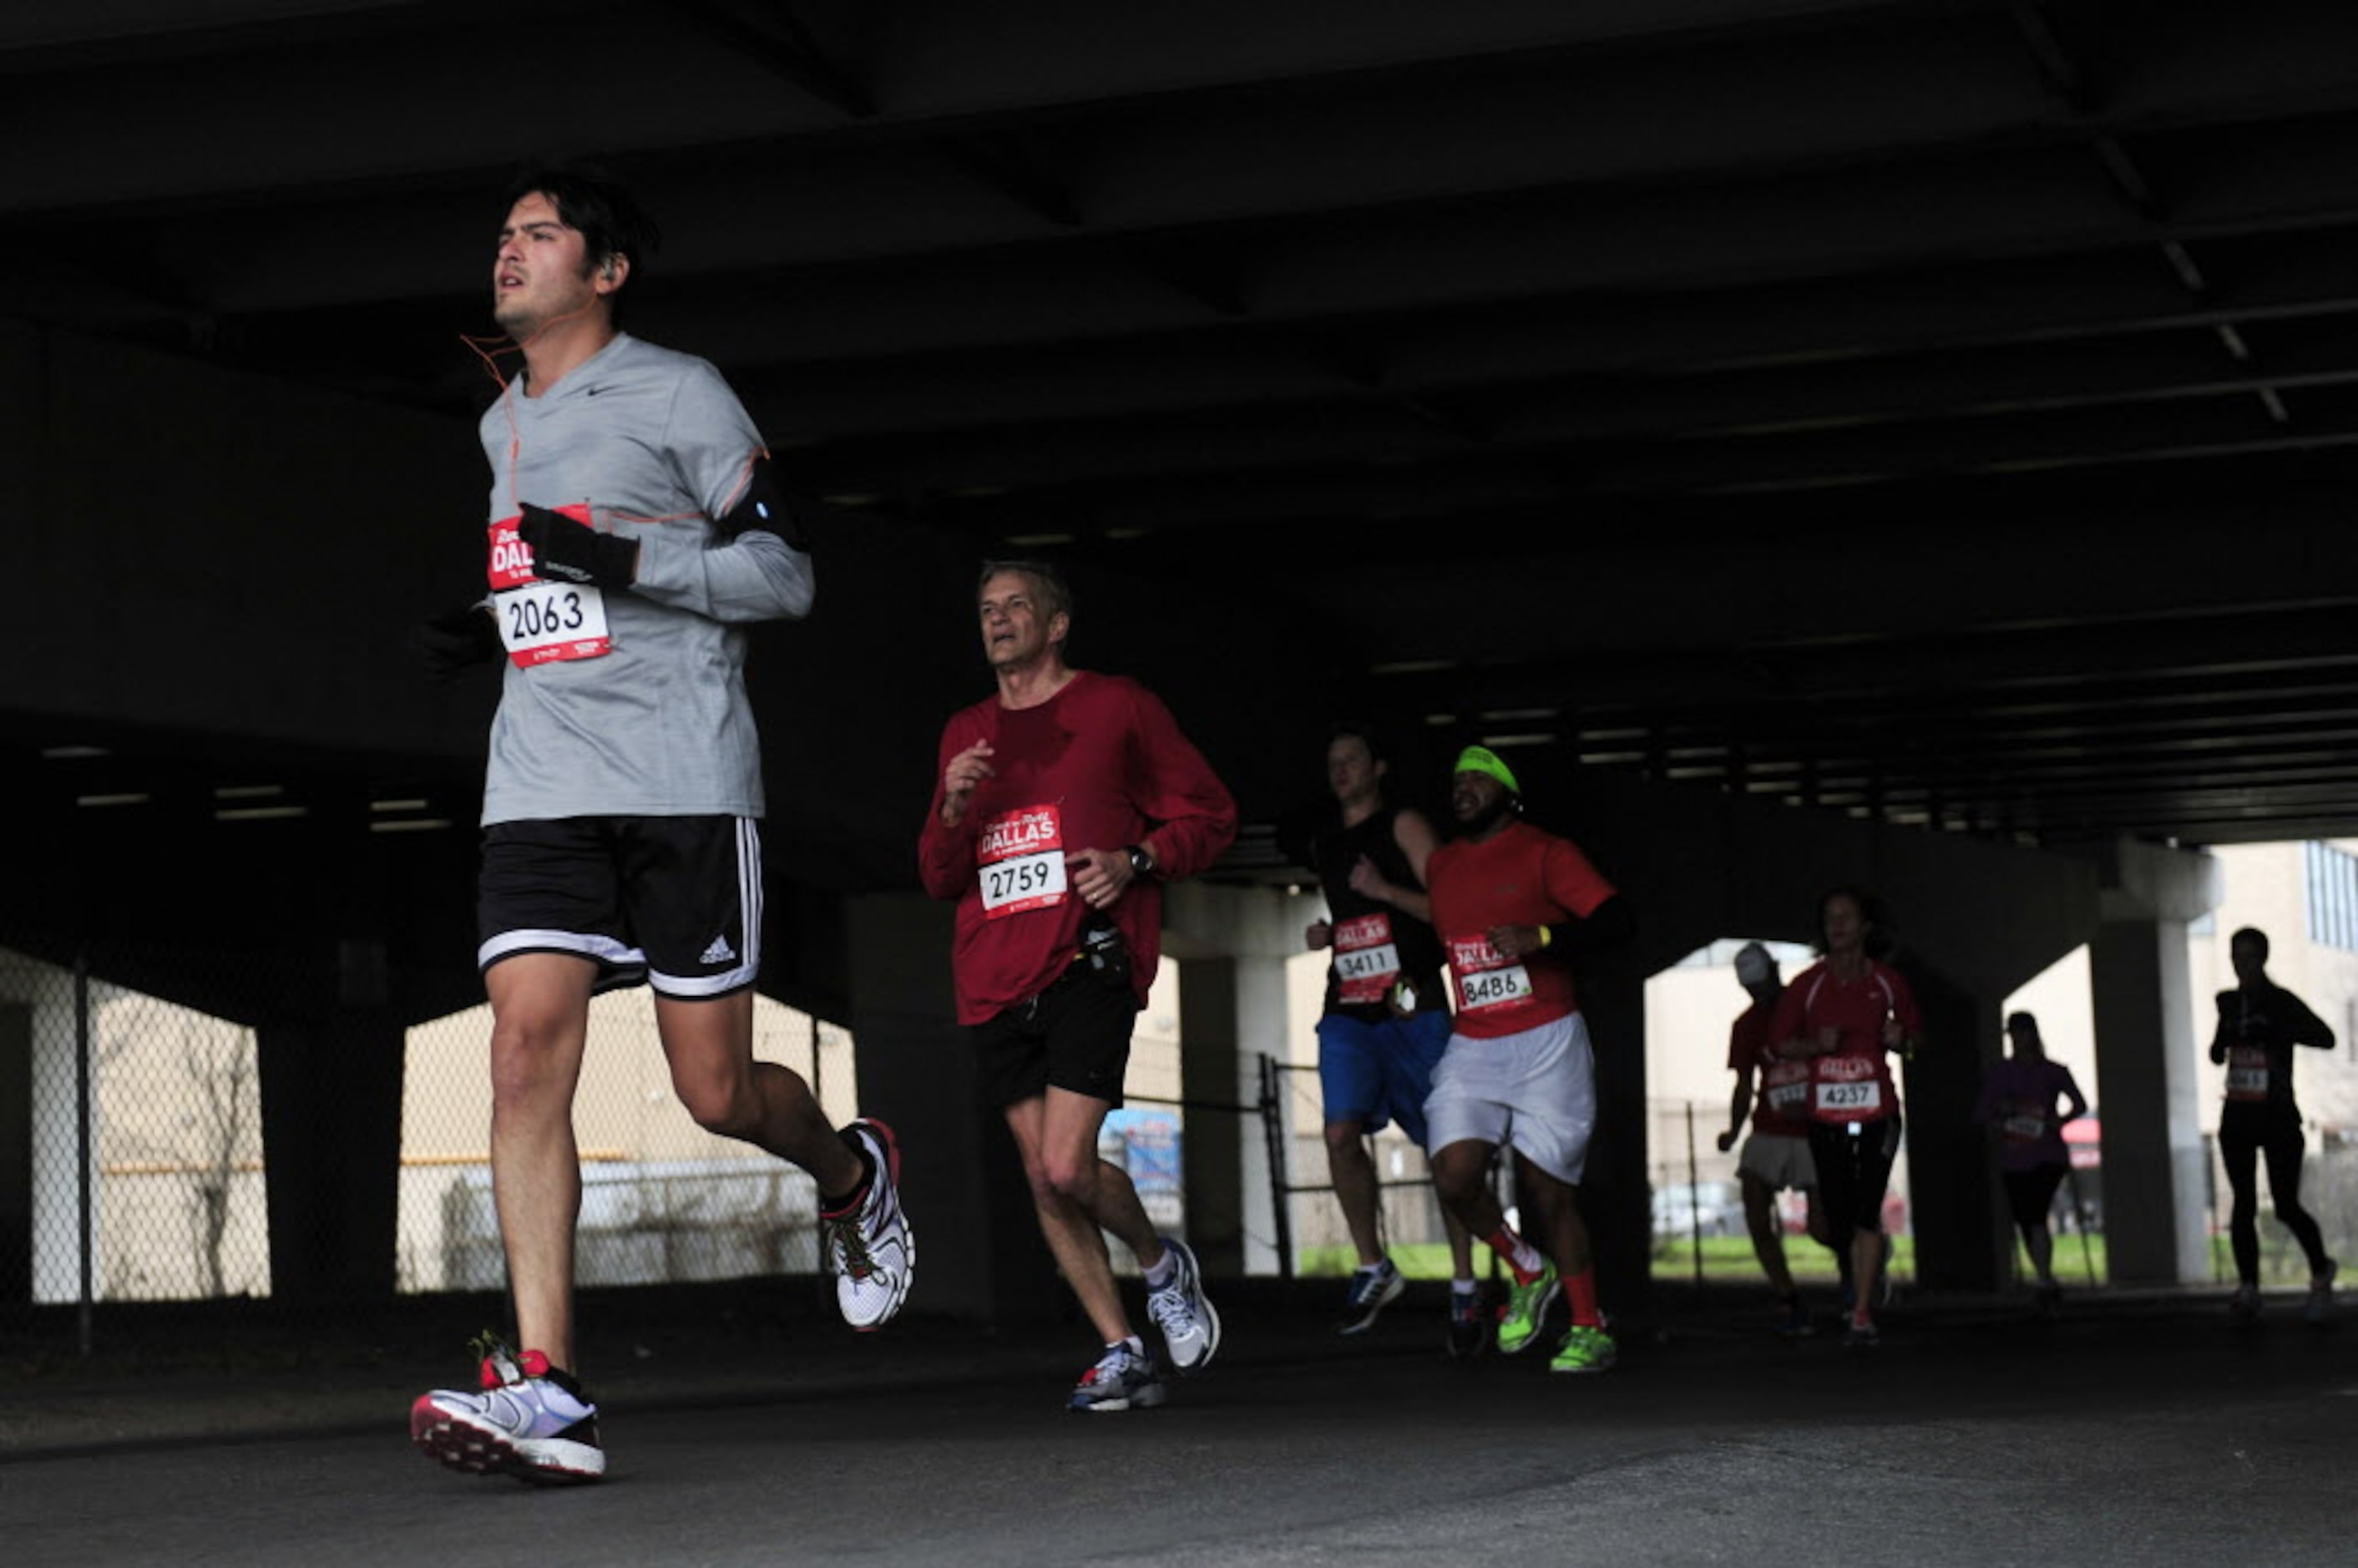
[2006,1010,2039,1038]
[503,159,662,288]
[2231,926,2270,960]
[978,559,1072,634]
[1325,721,1389,766]
[1814,884,1895,960]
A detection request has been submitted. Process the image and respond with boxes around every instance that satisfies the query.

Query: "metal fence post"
[2205,1132,2222,1283]
[74,948,93,1358]
[1685,1100,1703,1287]
[1259,1053,1293,1282]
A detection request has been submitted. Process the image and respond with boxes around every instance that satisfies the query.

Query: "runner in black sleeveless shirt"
[1303,726,1478,1349]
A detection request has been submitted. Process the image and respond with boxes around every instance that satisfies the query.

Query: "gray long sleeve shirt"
[477,333,813,825]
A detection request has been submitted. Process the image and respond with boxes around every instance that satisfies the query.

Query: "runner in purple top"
[1975,1012,2086,1313]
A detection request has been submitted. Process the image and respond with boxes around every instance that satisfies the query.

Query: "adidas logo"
[700,935,736,964]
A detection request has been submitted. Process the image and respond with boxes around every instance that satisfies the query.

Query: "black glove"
[412,604,502,683]
[519,503,638,590]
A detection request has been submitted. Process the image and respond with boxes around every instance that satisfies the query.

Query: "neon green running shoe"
[1495,1260,1560,1356]
[1549,1323,1617,1374]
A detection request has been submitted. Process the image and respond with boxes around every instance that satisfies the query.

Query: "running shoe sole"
[1070,1380,1168,1414]
[409,1399,605,1485]
[1151,1238,1222,1373]
[1548,1333,1617,1374]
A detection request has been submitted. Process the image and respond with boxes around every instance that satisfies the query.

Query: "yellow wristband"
[1536,924,1552,949]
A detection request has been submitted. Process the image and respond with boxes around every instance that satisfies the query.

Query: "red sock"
[1485,1227,1544,1284]
[1565,1267,1601,1328]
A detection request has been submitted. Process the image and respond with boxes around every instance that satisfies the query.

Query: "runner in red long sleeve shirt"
[918,560,1237,1412]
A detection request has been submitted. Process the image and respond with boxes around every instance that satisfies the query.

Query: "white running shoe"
[823,1118,914,1330]
[410,1336,604,1485]
[1146,1237,1222,1373]
[1070,1342,1166,1412]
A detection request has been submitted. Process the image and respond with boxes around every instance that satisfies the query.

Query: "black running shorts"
[477,816,762,999]
[970,967,1139,1109]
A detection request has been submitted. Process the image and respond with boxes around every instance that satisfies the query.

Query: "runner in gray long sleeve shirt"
[412,161,912,1489]
[478,331,813,824]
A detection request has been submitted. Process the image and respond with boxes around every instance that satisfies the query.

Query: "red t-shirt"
[917,671,1237,1024]
[1424,820,1617,1039]
[1768,959,1921,1125]
[1730,999,1811,1138]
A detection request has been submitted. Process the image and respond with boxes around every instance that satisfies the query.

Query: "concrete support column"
[1899,964,2009,1292]
[845,892,1057,1322]
[1166,884,1316,1280]
[1176,958,1245,1278]
[256,1005,405,1302]
[1575,961,1653,1321]
[2090,916,2210,1283]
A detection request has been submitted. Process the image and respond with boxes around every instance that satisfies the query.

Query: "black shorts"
[1809,1116,1902,1235]
[2004,1164,2069,1231]
[970,966,1139,1109]
[477,816,762,999]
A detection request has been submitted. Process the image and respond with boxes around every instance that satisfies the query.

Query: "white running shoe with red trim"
[411,1337,604,1485]
[824,1118,915,1330]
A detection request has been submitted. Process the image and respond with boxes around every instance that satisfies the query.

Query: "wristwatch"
[1125,843,1156,880]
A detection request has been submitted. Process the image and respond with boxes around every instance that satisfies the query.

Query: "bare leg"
[1742,1171,1795,1296]
[2023,1222,2056,1285]
[1005,1088,1161,1344]
[1324,1120,1384,1267]
[654,989,862,1198]
[1514,1153,1592,1277]
[1850,1226,1885,1315]
[486,954,596,1371]
[1804,1186,1835,1253]
[1430,1138,1507,1238]
[1443,1204,1475,1279]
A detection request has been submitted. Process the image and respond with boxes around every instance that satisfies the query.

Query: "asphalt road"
[5,1299,2354,1566]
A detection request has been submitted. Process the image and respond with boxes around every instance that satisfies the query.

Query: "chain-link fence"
[397,991,858,1295]
[1,943,276,1357]
[1266,1058,1455,1277]
[0,940,868,1354]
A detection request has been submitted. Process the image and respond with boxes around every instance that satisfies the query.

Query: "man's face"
[1450,770,1505,825]
[493,192,604,336]
[2231,936,2265,986]
[1327,736,1383,805]
[978,572,1065,670]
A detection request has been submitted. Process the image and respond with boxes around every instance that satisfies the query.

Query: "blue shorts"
[1315,1010,1453,1146]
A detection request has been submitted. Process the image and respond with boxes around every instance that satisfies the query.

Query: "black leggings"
[1809,1117,1901,1235]
[2219,1115,2331,1285]
[2004,1163,2068,1234]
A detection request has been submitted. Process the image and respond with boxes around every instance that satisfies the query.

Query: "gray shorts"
[1423,1012,1596,1185]
[1738,1131,1817,1192]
